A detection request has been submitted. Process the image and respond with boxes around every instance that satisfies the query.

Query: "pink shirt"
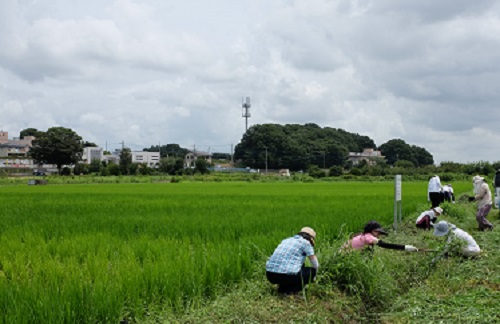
[349,233,378,250]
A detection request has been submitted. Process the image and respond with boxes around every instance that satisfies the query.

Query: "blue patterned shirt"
[266,235,315,274]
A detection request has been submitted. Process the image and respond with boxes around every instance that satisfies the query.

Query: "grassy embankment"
[161,193,500,323]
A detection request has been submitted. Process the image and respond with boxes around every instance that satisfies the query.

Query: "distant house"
[0,131,34,158]
[184,151,212,168]
[348,148,385,166]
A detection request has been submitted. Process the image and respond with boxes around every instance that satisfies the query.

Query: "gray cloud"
[1,0,500,164]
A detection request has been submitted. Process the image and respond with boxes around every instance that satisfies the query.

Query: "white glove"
[405,245,418,252]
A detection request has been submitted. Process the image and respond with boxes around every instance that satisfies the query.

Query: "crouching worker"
[431,221,480,263]
[415,207,443,230]
[266,227,319,294]
[342,221,419,252]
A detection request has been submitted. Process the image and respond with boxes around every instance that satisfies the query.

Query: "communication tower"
[242,96,251,132]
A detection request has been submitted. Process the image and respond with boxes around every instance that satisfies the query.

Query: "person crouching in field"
[342,221,419,252]
[415,207,443,230]
[431,221,480,262]
[266,227,319,294]
[442,184,455,203]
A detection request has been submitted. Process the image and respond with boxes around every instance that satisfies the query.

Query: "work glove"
[468,196,475,202]
[404,245,418,252]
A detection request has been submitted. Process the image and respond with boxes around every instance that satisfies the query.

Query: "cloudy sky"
[1,0,500,164]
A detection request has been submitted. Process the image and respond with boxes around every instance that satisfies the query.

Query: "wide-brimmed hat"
[300,227,316,239]
[472,175,484,183]
[433,207,443,215]
[364,221,388,235]
[432,221,451,236]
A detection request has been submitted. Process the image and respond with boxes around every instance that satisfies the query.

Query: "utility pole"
[265,146,268,174]
[230,144,234,165]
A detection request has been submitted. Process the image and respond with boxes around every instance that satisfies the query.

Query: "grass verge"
[152,201,500,323]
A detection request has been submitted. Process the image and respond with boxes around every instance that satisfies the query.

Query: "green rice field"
[0,181,471,322]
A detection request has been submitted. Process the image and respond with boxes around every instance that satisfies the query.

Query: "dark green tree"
[82,141,98,147]
[234,123,369,170]
[20,128,40,139]
[194,158,210,174]
[159,157,184,175]
[119,148,132,175]
[143,144,188,158]
[379,139,434,166]
[30,127,83,174]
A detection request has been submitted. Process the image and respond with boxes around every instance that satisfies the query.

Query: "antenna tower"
[242,96,251,132]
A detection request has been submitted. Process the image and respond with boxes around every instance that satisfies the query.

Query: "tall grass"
[0,181,470,322]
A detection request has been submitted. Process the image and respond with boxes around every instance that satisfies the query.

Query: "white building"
[82,147,104,164]
[131,151,160,167]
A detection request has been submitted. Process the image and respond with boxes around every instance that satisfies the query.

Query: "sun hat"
[433,207,443,215]
[472,175,484,183]
[364,221,388,235]
[300,227,316,239]
[432,221,450,236]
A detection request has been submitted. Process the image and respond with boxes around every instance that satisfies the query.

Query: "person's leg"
[299,267,317,287]
[430,192,440,208]
[476,205,493,230]
[416,215,430,230]
[266,271,302,294]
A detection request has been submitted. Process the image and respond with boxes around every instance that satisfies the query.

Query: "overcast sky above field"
[1,0,500,164]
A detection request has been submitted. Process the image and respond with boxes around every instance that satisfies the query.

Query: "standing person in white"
[428,175,443,208]
[470,176,493,231]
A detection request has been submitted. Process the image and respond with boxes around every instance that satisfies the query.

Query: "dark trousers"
[443,192,455,202]
[476,204,493,231]
[429,192,442,208]
[266,266,317,294]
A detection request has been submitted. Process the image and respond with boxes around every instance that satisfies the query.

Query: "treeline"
[234,123,433,171]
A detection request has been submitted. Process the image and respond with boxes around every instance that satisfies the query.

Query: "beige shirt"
[475,182,492,208]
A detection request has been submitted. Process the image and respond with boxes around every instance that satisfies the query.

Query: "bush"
[329,165,344,177]
[308,165,326,178]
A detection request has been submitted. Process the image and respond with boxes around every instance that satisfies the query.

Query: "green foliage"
[350,168,362,176]
[143,143,188,158]
[89,159,101,173]
[19,127,39,139]
[379,138,434,166]
[61,166,71,176]
[29,127,83,173]
[119,148,132,175]
[194,158,210,174]
[394,159,415,168]
[329,165,343,177]
[158,157,184,175]
[107,163,120,176]
[320,250,397,308]
[234,123,374,170]
[308,165,326,178]
[73,163,88,175]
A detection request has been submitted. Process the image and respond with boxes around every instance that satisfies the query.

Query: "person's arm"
[377,240,418,251]
[308,255,319,269]
[475,184,486,200]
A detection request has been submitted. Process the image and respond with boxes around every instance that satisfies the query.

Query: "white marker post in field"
[393,175,402,230]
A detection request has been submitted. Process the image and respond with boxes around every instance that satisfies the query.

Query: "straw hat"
[300,227,316,239]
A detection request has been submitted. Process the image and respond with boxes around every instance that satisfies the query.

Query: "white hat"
[433,207,443,215]
[472,175,484,183]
